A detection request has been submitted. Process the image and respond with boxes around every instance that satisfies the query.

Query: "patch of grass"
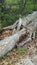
[17,47,26,54]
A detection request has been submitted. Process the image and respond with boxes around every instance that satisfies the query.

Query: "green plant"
[17,47,26,53]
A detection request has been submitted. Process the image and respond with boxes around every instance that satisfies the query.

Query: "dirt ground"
[0,29,13,40]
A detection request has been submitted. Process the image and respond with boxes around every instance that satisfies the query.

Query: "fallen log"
[0,11,37,57]
[22,11,37,27]
[0,28,26,57]
[3,11,37,30]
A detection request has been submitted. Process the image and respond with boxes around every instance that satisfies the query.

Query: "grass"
[17,47,26,54]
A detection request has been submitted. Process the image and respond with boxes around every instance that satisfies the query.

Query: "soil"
[0,29,13,40]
